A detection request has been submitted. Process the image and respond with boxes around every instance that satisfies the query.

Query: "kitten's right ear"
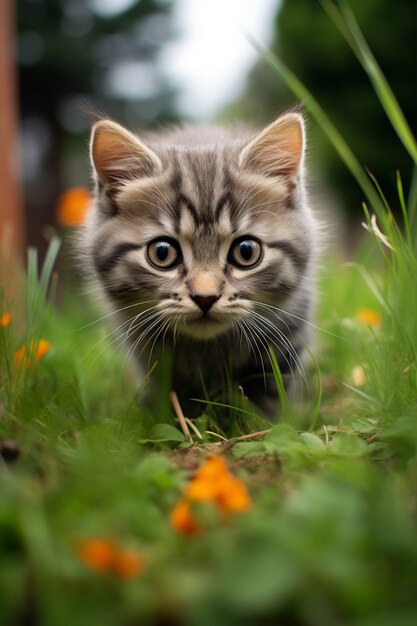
[90,120,162,186]
[239,113,304,179]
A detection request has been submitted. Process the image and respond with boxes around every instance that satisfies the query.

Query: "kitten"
[79,112,317,418]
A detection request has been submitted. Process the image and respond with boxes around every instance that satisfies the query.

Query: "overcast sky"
[160,0,279,119]
[89,0,279,119]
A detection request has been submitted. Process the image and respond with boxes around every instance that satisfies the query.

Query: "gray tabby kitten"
[80,112,317,417]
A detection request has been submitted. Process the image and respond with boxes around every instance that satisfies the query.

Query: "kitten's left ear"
[90,119,162,186]
[239,113,304,179]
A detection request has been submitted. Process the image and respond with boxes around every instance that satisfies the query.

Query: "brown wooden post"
[0,0,25,264]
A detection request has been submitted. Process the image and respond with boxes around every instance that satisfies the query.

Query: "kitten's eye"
[229,237,262,268]
[147,238,182,269]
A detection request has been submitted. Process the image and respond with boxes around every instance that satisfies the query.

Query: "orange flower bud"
[352,365,366,387]
[194,455,230,481]
[34,339,52,361]
[357,308,381,326]
[0,312,11,328]
[186,477,219,501]
[14,339,52,370]
[170,499,201,535]
[56,187,92,226]
[171,456,251,534]
[112,550,144,579]
[217,478,251,514]
[76,538,144,578]
[13,346,25,369]
[77,539,116,573]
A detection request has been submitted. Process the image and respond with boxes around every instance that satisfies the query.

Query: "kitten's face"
[86,115,314,341]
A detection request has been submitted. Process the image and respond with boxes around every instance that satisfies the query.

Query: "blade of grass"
[396,172,412,246]
[342,383,385,409]
[39,238,61,300]
[190,398,263,421]
[322,0,417,164]
[301,342,323,432]
[26,247,39,335]
[249,37,385,218]
[25,241,61,342]
[355,265,417,363]
[268,347,289,415]
[408,165,417,250]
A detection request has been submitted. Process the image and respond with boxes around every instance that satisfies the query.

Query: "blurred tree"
[232,0,416,215]
[1,1,25,262]
[17,0,178,256]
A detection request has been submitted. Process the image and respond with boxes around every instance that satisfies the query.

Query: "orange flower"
[216,476,252,514]
[56,187,91,226]
[34,339,52,361]
[357,308,381,326]
[112,549,144,579]
[0,312,11,328]
[170,499,201,535]
[14,339,52,370]
[186,457,251,513]
[77,538,116,572]
[193,455,230,482]
[185,456,228,502]
[77,538,144,579]
[171,455,251,534]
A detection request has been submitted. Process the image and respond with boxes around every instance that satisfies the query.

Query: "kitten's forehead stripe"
[185,150,213,210]
[221,166,249,231]
[215,191,233,223]
[169,154,184,221]
[179,194,200,227]
[169,145,231,228]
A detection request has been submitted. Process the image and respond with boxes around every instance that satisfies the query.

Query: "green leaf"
[300,432,326,452]
[139,423,185,444]
[328,433,368,457]
[265,424,299,445]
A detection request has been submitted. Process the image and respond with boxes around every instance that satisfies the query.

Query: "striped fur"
[79,114,318,418]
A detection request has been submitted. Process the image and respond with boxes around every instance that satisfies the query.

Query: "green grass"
[1,3,417,624]
[1,243,416,626]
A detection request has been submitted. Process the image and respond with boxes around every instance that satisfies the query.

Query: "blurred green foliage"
[1,231,417,624]
[17,0,179,256]
[18,0,178,130]
[233,0,416,214]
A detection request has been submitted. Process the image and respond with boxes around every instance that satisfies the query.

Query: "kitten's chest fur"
[81,113,318,419]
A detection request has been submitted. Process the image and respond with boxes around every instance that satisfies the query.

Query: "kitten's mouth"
[182,313,232,339]
[195,312,216,323]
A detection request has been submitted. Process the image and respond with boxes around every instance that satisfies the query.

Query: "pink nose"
[191,294,219,313]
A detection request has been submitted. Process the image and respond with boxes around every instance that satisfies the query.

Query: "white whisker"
[247,309,307,383]
[240,318,267,389]
[72,299,157,332]
[251,300,342,339]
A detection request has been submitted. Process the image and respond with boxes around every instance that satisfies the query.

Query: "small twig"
[211,428,272,452]
[185,417,203,440]
[229,428,272,443]
[205,430,228,442]
[170,391,193,443]
[323,424,329,447]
